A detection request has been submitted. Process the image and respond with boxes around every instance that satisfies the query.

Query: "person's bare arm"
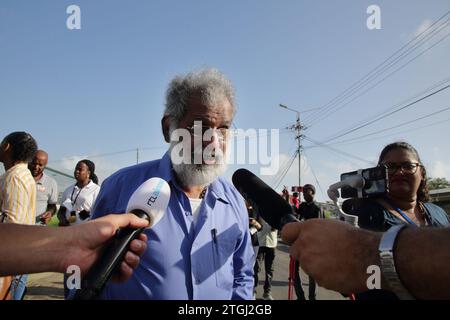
[395,227,450,299]
[282,219,450,299]
[0,214,148,282]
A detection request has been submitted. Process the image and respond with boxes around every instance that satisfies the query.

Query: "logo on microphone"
[146,179,165,207]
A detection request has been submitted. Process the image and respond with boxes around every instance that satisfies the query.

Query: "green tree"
[427,177,450,190]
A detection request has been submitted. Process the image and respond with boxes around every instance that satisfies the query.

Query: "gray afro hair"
[164,68,236,123]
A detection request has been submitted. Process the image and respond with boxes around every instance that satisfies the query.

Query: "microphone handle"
[72,209,149,300]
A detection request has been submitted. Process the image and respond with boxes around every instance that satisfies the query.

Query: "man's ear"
[161,116,171,143]
[0,142,10,153]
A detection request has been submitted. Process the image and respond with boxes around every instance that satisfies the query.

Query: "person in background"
[28,150,58,225]
[352,141,450,300]
[247,202,262,260]
[57,159,100,226]
[281,186,290,203]
[291,192,300,213]
[293,184,323,300]
[254,217,278,300]
[0,131,38,300]
[247,202,262,299]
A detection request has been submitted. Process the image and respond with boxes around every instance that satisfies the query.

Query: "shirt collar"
[36,172,47,184]
[208,180,230,204]
[75,180,96,190]
[159,151,229,204]
[6,162,28,174]
[158,152,175,183]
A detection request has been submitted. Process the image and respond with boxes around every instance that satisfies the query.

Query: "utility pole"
[136,148,139,165]
[279,104,319,189]
[295,112,302,187]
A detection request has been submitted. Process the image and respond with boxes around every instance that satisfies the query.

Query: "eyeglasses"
[185,124,231,141]
[382,162,422,176]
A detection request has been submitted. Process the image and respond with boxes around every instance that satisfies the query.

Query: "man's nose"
[203,129,221,147]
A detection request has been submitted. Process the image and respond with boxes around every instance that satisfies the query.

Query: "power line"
[303,11,450,125]
[312,117,450,148]
[303,136,373,165]
[302,138,363,168]
[322,76,450,143]
[46,166,76,180]
[316,106,450,146]
[306,32,450,128]
[269,150,292,187]
[321,82,450,144]
[274,150,298,190]
[48,146,167,164]
[303,150,325,200]
[271,149,297,189]
[305,19,450,126]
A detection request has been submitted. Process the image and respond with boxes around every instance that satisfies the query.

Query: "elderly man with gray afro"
[90,68,255,300]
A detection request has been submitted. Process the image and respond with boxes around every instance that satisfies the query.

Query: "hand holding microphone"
[72,178,170,300]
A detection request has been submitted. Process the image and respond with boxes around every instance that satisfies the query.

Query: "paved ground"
[254,242,346,300]
[24,242,346,300]
[25,273,64,300]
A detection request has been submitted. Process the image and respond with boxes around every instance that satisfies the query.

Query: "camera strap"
[70,185,85,207]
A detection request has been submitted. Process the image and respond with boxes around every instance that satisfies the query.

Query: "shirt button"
[185,211,191,216]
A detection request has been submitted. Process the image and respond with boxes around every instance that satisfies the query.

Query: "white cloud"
[53,155,122,185]
[413,19,432,38]
[428,160,450,179]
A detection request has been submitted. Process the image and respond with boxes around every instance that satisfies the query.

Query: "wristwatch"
[378,224,415,300]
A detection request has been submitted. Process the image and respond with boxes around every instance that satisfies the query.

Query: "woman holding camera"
[354,141,449,231]
[57,159,100,226]
[352,141,449,299]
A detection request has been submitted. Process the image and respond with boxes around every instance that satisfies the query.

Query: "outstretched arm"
[0,213,148,283]
[282,219,450,299]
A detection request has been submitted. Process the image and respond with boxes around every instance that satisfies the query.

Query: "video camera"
[328,165,389,226]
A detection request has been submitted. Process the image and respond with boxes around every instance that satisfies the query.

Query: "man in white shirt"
[254,217,278,300]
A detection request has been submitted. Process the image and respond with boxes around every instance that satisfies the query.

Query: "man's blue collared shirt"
[91,152,254,300]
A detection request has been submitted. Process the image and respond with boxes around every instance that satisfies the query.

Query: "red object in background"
[292,196,299,209]
[288,257,296,300]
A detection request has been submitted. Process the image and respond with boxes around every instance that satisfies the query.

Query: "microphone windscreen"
[126,177,171,227]
[232,169,295,230]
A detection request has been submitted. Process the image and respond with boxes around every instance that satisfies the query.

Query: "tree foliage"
[427,177,450,190]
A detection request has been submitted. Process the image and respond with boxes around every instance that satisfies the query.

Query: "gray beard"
[169,143,227,188]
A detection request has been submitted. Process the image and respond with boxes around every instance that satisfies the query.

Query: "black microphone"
[72,178,170,300]
[232,169,299,230]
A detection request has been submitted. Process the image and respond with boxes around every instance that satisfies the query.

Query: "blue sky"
[1,0,449,201]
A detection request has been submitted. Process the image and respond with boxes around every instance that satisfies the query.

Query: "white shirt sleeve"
[61,185,74,207]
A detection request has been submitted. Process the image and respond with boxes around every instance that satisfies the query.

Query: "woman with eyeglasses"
[354,141,449,231]
[352,141,449,300]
